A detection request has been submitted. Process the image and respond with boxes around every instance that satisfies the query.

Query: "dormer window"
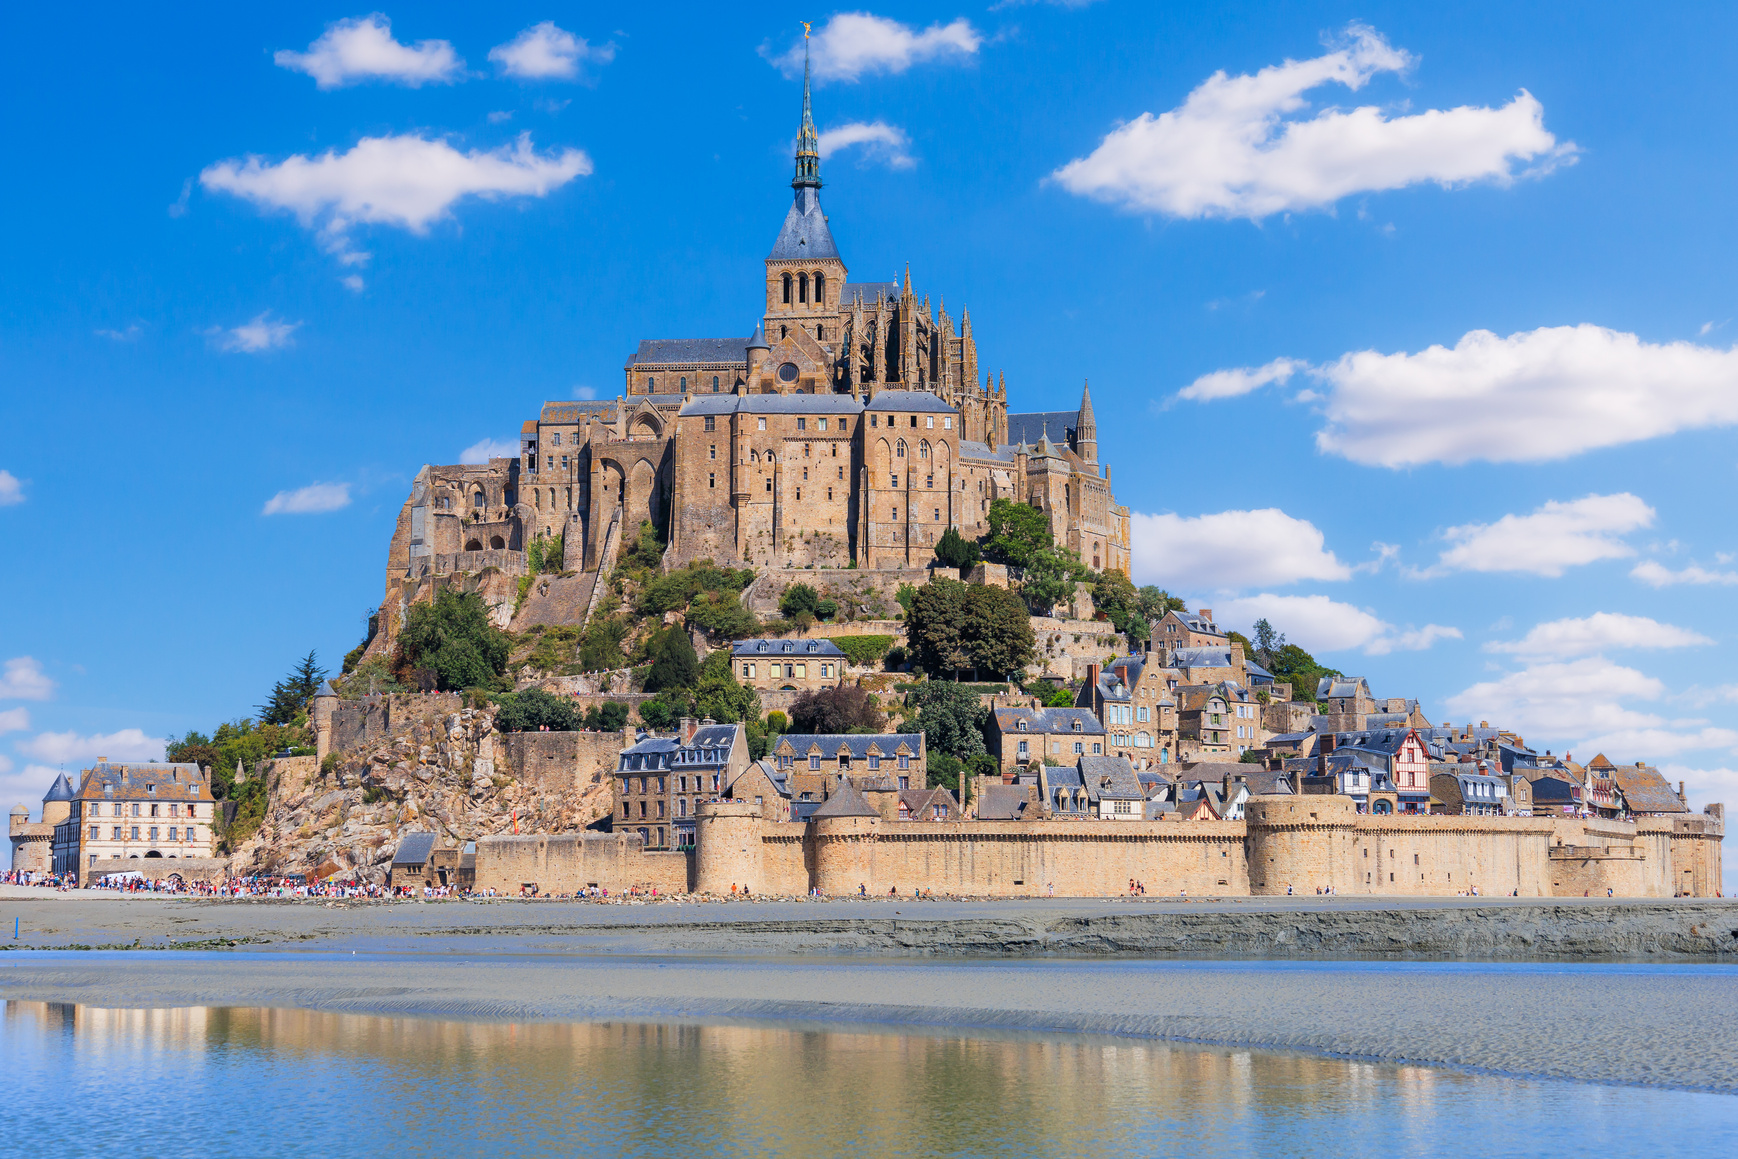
[1072,719,1082,732]
[1017,720,1027,731]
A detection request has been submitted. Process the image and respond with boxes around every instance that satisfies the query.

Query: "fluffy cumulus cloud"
[1423,493,1653,578]
[1180,325,1738,467]
[1177,357,1300,401]
[1447,657,1666,739]
[489,22,614,80]
[262,482,351,516]
[0,706,28,733]
[771,14,981,83]
[1631,560,1738,587]
[275,14,462,89]
[1211,593,1459,656]
[18,728,164,764]
[1130,508,1351,591]
[0,469,23,506]
[1486,613,1713,660]
[818,121,914,169]
[201,133,591,265]
[0,657,55,701]
[460,438,518,465]
[208,312,298,354]
[1053,24,1570,220]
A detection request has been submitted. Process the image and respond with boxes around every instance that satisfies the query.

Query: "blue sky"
[3,3,1736,871]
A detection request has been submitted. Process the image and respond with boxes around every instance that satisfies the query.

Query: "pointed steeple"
[793,30,821,191]
[1077,379,1098,464]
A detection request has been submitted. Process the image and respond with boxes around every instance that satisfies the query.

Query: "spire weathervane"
[793,22,821,190]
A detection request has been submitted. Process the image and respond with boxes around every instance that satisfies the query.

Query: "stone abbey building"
[383,65,1129,598]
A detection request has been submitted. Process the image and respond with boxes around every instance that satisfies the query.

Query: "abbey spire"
[1077,379,1098,464]
[793,31,821,191]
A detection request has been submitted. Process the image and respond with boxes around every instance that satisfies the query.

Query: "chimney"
[1199,608,1213,623]
[1086,662,1101,696]
[1679,780,1686,802]
[680,716,698,743]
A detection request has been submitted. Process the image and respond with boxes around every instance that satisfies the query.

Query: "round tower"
[312,679,340,763]
[41,773,76,828]
[811,814,878,897]
[695,800,764,895]
[1244,794,1358,895]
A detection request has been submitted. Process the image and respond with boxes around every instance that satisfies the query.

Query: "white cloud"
[201,133,591,265]
[0,469,22,506]
[0,706,28,733]
[341,274,365,293]
[262,483,351,516]
[1211,592,1458,656]
[1424,493,1654,578]
[209,312,299,354]
[460,438,518,465]
[1447,657,1666,739]
[1486,613,1713,660]
[0,657,55,701]
[275,14,462,90]
[489,22,613,80]
[1661,763,1738,818]
[1053,23,1570,220]
[1131,508,1351,591]
[95,324,142,341]
[1576,726,1738,760]
[772,14,981,83]
[1632,560,1738,587]
[572,386,597,401]
[18,728,164,764]
[1177,357,1300,401]
[818,121,915,169]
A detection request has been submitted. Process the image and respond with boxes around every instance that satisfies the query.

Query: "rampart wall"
[475,794,1725,899]
[472,833,690,895]
[499,730,632,793]
[84,857,230,887]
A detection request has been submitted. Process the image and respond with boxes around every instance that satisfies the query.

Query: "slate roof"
[1080,754,1143,801]
[990,707,1105,735]
[1609,765,1687,814]
[627,337,754,367]
[842,281,898,306]
[1526,774,1579,805]
[810,779,878,818]
[898,787,958,820]
[977,784,1032,821]
[1171,647,1237,670]
[76,762,212,803]
[865,390,958,413]
[1175,613,1224,636]
[1245,660,1275,682]
[959,440,1013,463]
[679,394,864,416]
[1318,677,1371,700]
[43,773,76,802]
[1005,411,1077,447]
[769,186,840,260]
[775,733,921,758]
[392,832,437,867]
[540,400,618,424]
[618,724,741,771]
[733,638,847,658]
[1239,768,1295,796]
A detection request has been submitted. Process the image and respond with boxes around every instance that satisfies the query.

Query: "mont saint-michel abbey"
[389,71,1129,591]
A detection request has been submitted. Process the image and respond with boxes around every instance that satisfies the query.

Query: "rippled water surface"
[4,1000,1733,1157]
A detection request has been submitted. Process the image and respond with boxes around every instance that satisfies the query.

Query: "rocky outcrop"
[233,707,613,882]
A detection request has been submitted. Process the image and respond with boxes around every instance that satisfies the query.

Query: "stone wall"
[743,567,933,616]
[327,694,466,760]
[499,730,631,793]
[1030,616,1128,680]
[84,857,230,887]
[473,833,690,895]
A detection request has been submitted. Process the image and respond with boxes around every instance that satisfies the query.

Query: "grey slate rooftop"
[680,394,864,416]
[769,186,840,261]
[392,831,437,867]
[866,390,958,413]
[1005,411,1077,447]
[627,337,754,367]
[732,638,847,658]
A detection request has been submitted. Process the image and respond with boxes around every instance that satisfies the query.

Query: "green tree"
[928,752,964,795]
[963,584,1036,676]
[644,625,700,692]
[983,498,1052,568]
[1018,545,1087,616]
[906,681,989,763]
[398,590,512,691]
[1138,586,1185,622]
[906,578,972,675]
[895,582,918,616]
[582,702,631,731]
[339,654,402,698]
[693,649,760,723]
[257,651,326,726]
[576,616,630,671]
[933,527,982,569]
[832,634,895,668]
[341,609,379,675]
[779,582,821,619]
[494,689,583,732]
[1092,569,1146,635]
[621,520,665,570]
[789,685,884,733]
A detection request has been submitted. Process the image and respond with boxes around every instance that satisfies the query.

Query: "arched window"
[489,535,505,549]
[472,491,485,507]
[896,440,906,458]
[781,273,791,304]
[646,376,654,390]
[798,273,809,303]
[814,272,825,304]
[679,376,687,389]
[712,375,720,391]
[919,440,930,459]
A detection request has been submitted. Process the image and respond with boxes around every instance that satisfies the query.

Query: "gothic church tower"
[763,36,848,356]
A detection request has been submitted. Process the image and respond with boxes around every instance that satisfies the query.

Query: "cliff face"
[233,706,613,882]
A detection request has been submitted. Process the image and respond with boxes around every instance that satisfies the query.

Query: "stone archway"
[628,457,657,535]
[489,535,505,549]
[465,538,483,552]
[144,850,162,858]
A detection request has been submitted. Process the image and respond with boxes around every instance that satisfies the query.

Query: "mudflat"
[4,891,1737,1092]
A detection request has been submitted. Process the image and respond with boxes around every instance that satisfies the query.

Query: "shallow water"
[4,999,1734,1157]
